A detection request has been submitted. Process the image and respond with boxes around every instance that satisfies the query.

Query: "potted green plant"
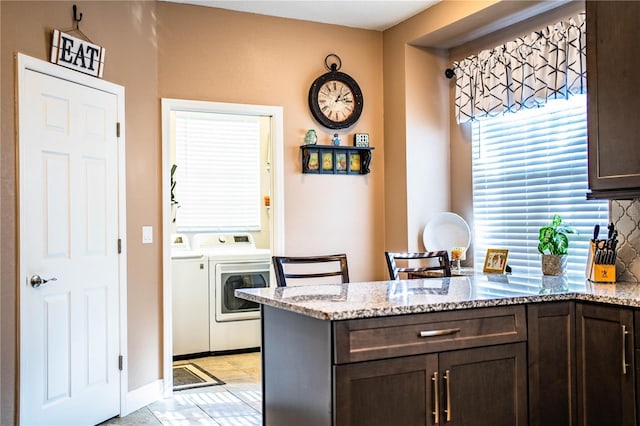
[538,214,575,275]
[171,164,179,223]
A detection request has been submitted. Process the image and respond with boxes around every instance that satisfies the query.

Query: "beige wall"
[1,1,160,422]
[405,45,450,251]
[382,0,500,253]
[157,2,386,281]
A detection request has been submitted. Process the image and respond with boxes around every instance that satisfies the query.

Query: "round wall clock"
[308,54,364,130]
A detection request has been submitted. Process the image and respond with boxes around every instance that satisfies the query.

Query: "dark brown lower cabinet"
[527,302,576,426]
[334,343,527,426]
[334,354,437,426]
[262,305,528,426]
[529,302,637,426]
[439,343,528,426]
[262,302,637,426]
[576,303,635,426]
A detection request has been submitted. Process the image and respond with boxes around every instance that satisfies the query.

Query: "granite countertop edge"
[237,288,640,321]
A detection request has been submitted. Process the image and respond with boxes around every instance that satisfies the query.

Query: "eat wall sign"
[50,29,106,78]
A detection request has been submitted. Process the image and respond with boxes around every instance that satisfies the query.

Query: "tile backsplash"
[611,199,640,282]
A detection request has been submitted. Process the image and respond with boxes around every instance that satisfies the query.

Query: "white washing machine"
[193,233,270,352]
[171,234,209,357]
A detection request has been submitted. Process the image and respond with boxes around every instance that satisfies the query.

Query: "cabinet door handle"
[432,371,439,424]
[622,324,630,375]
[419,328,461,338]
[444,369,452,422]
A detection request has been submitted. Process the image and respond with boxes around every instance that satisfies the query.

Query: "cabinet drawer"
[334,305,526,364]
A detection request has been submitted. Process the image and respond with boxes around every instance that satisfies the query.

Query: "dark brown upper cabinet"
[587,1,640,199]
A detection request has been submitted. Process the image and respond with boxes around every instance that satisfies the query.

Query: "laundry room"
[165,98,274,361]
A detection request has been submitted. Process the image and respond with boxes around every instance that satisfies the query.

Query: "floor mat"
[173,362,225,391]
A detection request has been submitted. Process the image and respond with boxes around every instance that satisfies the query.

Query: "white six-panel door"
[18,55,124,425]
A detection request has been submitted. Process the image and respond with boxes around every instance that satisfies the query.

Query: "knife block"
[586,241,616,283]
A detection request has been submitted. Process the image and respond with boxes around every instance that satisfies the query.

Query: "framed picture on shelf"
[483,249,509,274]
[354,133,369,147]
[335,152,348,173]
[320,150,334,173]
[348,151,361,174]
[305,150,319,173]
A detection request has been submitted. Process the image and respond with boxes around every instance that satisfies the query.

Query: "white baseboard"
[122,379,164,416]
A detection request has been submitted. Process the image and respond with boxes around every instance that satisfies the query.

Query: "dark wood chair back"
[385,251,452,280]
[272,254,350,287]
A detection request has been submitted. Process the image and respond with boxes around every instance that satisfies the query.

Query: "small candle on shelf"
[450,247,466,271]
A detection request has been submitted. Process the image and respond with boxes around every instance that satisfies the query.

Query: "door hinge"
[118,238,122,254]
[116,122,121,138]
[118,355,124,371]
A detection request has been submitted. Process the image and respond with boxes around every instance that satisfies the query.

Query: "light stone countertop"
[236,274,640,321]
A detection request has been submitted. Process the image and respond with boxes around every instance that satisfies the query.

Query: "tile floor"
[101,352,262,425]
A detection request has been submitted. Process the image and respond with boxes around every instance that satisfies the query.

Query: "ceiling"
[162,0,440,31]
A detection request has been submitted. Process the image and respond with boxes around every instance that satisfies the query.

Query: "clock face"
[309,71,363,130]
[317,80,355,123]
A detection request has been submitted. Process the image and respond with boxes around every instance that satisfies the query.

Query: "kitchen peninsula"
[237,275,640,425]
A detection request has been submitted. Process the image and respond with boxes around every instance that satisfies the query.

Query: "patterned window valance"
[453,13,586,124]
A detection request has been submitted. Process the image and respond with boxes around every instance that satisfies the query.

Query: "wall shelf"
[300,145,374,175]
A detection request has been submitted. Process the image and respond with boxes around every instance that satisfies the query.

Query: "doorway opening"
[161,98,284,396]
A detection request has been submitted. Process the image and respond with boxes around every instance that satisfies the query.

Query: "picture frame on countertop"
[483,249,509,274]
[348,151,361,174]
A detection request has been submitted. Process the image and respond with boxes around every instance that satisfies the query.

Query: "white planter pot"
[541,254,567,276]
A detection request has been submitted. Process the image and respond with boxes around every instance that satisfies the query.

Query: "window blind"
[174,111,261,232]
[472,94,608,276]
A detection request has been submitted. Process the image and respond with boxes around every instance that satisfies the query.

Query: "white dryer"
[193,233,270,353]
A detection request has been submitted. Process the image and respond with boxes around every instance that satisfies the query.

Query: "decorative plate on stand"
[423,212,471,252]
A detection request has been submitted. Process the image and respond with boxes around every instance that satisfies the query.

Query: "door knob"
[29,275,57,288]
